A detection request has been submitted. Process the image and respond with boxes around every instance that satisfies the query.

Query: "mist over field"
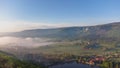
[0,36,54,48]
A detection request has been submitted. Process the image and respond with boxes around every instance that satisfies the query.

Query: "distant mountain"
[2,22,120,41]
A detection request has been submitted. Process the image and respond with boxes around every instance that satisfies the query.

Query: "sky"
[0,0,120,32]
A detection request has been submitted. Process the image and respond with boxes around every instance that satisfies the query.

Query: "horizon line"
[0,21,119,33]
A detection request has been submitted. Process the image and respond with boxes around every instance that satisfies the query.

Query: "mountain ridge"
[1,22,120,41]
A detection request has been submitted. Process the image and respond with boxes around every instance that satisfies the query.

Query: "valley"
[0,22,120,68]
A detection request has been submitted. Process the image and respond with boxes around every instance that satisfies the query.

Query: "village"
[23,51,120,68]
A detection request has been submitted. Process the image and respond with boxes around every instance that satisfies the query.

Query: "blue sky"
[0,0,120,32]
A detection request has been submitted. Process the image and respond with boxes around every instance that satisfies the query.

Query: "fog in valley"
[0,36,55,57]
[0,36,54,48]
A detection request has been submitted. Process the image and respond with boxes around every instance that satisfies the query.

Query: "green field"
[33,40,120,56]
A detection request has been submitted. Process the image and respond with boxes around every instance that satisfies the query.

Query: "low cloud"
[0,36,53,48]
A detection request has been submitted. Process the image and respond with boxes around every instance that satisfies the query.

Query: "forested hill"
[0,51,46,68]
[2,22,120,41]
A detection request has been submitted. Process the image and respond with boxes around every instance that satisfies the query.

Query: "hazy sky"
[0,0,120,32]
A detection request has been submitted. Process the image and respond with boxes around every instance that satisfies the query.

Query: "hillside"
[2,22,120,41]
[0,51,46,68]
